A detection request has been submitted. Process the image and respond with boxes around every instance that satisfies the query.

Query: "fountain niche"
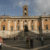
[24,25,29,32]
[24,21,29,32]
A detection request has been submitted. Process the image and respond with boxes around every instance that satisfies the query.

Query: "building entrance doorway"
[24,25,28,32]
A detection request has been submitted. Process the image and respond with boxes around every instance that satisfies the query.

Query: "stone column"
[14,21,16,31]
[28,20,31,30]
[42,19,44,33]
[34,20,37,31]
[8,21,10,31]
[42,19,44,30]
[8,21,10,37]
[20,21,23,31]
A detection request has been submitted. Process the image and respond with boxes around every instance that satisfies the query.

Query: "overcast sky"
[0,0,50,16]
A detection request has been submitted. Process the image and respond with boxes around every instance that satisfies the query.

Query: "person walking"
[30,39,34,48]
[14,36,16,40]
[26,37,30,48]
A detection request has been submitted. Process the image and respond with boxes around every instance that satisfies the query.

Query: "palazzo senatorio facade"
[0,5,50,38]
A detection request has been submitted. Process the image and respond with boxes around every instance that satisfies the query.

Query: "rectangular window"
[39,26,40,31]
[11,26,13,31]
[31,25,33,30]
[17,25,20,31]
[46,25,48,30]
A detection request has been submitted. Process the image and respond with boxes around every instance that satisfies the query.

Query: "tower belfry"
[23,5,28,16]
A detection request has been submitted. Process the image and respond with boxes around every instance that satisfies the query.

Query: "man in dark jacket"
[30,39,34,48]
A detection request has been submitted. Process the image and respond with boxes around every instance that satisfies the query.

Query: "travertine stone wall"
[0,18,50,38]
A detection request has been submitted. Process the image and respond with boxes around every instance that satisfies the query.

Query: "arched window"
[25,13,27,16]
[25,20,27,22]
[45,19,48,21]
[17,20,20,24]
[3,25,5,30]
[18,20,20,22]
[25,8,27,10]
[32,20,33,23]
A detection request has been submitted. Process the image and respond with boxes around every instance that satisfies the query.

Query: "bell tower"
[23,5,28,16]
